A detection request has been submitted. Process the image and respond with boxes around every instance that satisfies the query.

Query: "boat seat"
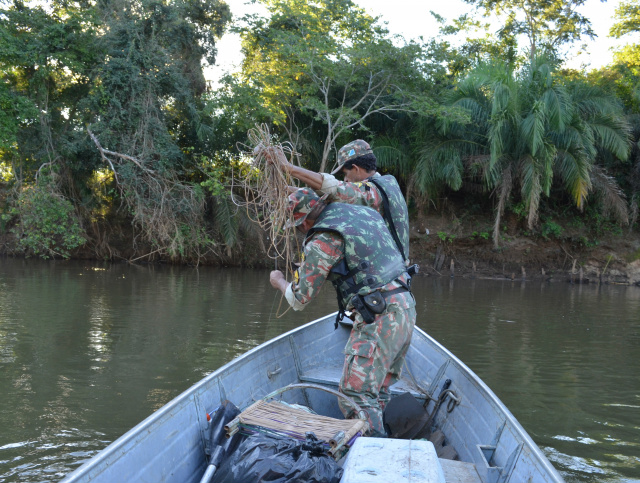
[299,364,428,402]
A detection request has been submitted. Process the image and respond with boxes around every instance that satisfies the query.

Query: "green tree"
[0,0,102,182]
[89,0,230,164]
[440,0,596,69]
[433,11,519,75]
[1,0,232,261]
[9,178,86,259]
[608,0,640,226]
[414,57,630,246]
[611,0,640,38]
[608,0,640,96]
[231,0,437,172]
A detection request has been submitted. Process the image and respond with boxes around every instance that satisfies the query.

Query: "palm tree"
[414,56,631,247]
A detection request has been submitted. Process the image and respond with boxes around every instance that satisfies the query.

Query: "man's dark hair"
[343,153,377,172]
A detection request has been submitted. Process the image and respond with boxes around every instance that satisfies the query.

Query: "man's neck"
[363,170,378,180]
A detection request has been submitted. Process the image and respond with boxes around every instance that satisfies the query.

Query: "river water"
[0,258,638,482]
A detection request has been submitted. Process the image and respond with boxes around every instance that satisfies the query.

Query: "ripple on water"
[553,435,600,445]
[0,430,107,483]
[543,445,607,475]
[0,441,32,451]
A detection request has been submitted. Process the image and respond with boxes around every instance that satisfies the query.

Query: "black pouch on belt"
[363,292,386,314]
[350,294,375,324]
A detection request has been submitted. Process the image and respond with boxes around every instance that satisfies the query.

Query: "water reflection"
[416,277,640,483]
[0,258,638,483]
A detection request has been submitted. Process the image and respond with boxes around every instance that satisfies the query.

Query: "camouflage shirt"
[319,172,410,264]
[308,203,405,308]
[285,204,407,312]
[284,231,411,312]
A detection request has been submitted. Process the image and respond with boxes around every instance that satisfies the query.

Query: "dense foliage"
[1,0,639,261]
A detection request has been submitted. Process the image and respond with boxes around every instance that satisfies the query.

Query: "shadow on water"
[0,258,638,482]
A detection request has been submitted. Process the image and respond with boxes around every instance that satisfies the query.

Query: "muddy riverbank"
[2,207,640,286]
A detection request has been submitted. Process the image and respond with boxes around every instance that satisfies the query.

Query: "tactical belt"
[332,258,411,328]
[341,283,411,327]
[381,286,410,300]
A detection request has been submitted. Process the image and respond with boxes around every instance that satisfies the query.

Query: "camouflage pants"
[338,293,416,435]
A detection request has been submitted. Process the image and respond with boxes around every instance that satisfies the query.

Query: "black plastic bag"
[211,432,343,483]
[203,400,243,474]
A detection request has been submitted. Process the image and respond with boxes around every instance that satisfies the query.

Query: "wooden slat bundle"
[225,400,366,451]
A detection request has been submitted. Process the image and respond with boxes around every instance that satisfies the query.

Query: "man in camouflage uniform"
[262,140,411,265]
[270,188,417,436]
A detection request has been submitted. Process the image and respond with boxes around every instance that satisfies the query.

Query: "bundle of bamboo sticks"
[225,400,367,458]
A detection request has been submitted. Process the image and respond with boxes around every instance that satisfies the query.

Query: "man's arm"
[261,146,324,190]
[284,164,323,191]
[269,232,343,311]
[257,145,381,209]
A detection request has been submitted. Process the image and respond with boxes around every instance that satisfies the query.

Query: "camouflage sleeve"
[284,231,344,311]
[320,173,382,210]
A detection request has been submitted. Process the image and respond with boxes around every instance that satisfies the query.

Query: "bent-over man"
[269,187,416,436]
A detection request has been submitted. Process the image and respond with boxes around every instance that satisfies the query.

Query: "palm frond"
[492,82,512,115]
[539,141,557,196]
[520,155,543,228]
[555,150,592,209]
[571,83,624,118]
[591,165,629,225]
[451,97,490,124]
[482,153,511,190]
[536,61,554,89]
[588,115,632,160]
[213,192,240,249]
[373,137,412,181]
[521,102,546,156]
[542,86,572,131]
[527,177,542,229]
[413,142,465,193]
[448,73,494,124]
[548,123,582,152]
[570,118,598,160]
[489,117,507,167]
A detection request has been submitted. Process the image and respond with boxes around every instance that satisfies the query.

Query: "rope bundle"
[234,124,302,302]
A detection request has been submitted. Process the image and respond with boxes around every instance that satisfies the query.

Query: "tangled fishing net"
[234,124,302,294]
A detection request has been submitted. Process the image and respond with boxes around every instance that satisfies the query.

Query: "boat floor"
[300,362,424,397]
[440,459,482,483]
[299,363,482,483]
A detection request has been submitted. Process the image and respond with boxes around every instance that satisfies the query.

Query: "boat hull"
[61,313,564,483]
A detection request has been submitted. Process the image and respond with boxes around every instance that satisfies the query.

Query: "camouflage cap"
[285,187,322,228]
[330,140,374,175]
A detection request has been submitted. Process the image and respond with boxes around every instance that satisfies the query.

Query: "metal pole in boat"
[199,401,241,483]
[199,461,218,483]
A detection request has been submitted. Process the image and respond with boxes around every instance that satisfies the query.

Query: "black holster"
[351,292,387,324]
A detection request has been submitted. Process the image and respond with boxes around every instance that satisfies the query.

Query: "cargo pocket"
[345,339,377,358]
[341,339,378,394]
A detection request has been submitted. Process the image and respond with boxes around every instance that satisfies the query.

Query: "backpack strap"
[368,177,406,262]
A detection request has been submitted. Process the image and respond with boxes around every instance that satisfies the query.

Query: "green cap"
[285,187,322,228]
[331,140,373,175]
